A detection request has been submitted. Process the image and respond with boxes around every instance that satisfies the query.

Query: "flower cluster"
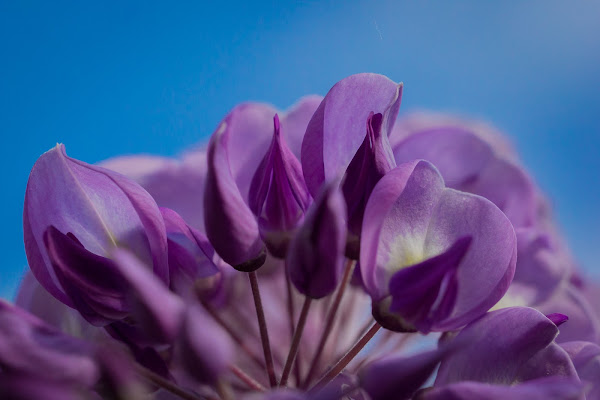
[4,73,599,399]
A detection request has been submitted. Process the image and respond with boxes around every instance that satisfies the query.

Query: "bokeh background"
[1,1,599,298]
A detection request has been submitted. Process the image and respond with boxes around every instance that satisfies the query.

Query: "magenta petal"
[301,73,402,196]
[111,249,185,344]
[24,145,168,305]
[436,307,578,386]
[204,121,266,271]
[287,180,347,299]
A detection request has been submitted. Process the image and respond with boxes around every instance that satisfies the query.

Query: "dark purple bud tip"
[233,246,267,272]
[546,313,569,327]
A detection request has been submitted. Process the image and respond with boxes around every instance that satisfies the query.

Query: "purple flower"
[361,160,517,332]
[8,73,599,400]
[249,114,311,258]
[24,144,169,314]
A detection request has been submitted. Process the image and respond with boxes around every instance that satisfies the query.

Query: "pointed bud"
[24,144,169,307]
[249,114,311,257]
[204,122,266,272]
[287,180,347,299]
[342,112,396,258]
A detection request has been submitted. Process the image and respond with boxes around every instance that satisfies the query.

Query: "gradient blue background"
[2,1,599,298]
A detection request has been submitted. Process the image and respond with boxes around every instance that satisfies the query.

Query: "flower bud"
[287,180,347,299]
[204,121,266,271]
[249,114,311,257]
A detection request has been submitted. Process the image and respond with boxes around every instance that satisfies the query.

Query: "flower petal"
[302,73,402,196]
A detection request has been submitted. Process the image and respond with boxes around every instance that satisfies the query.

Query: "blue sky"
[1,1,599,298]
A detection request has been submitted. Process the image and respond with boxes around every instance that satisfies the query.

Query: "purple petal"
[512,227,569,304]
[423,377,583,400]
[302,73,402,197]
[204,121,266,271]
[392,123,538,228]
[0,373,88,400]
[111,249,185,344]
[0,301,99,386]
[537,285,600,343]
[43,226,129,326]
[176,305,234,385]
[249,114,311,257]
[393,127,494,188]
[436,307,577,386]
[427,189,516,330]
[161,207,221,298]
[100,152,209,231]
[287,179,347,299]
[561,341,600,399]
[15,271,103,339]
[280,95,323,158]
[360,344,459,400]
[360,160,446,301]
[547,313,569,327]
[387,236,471,333]
[24,144,168,305]
[342,112,396,257]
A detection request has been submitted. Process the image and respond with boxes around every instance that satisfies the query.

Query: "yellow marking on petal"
[489,292,529,311]
[387,235,426,273]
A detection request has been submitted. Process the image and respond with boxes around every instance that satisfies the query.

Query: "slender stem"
[280,296,313,386]
[302,259,355,387]
[285,267,302,384]
[136,364,208,400]
[229,365,267,392]
[216,379,233,400]
[248,271,278,387]
[199,298,266,370]
[309,321,381,392]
